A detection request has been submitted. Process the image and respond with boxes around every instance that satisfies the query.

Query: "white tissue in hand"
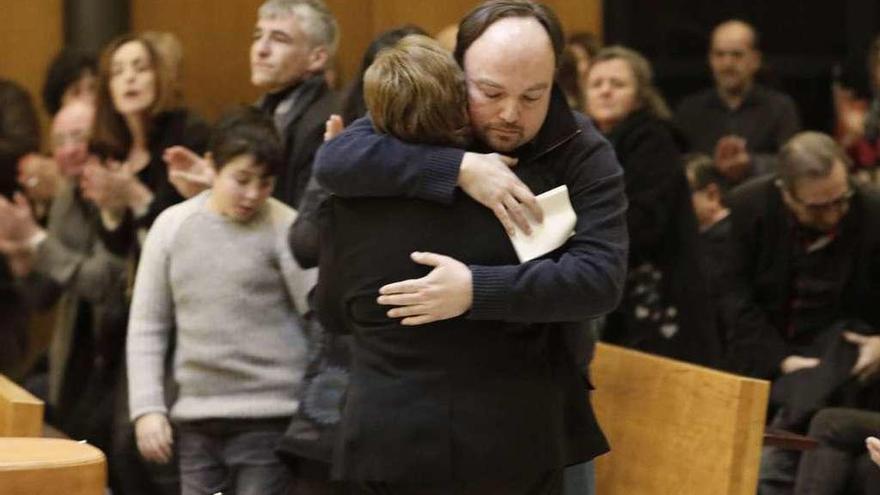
[509,185,576,262]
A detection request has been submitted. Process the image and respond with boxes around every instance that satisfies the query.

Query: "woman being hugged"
[127,107,315,495]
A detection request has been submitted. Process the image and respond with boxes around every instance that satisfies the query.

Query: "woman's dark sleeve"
[618,123,689,260]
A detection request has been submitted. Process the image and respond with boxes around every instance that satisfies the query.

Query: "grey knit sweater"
[127,192,315,422]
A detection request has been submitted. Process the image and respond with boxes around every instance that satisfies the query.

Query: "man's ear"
[306,45,330,74]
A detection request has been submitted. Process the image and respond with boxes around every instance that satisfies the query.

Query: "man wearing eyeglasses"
[720,131,880,494]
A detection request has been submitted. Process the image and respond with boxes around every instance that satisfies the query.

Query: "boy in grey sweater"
[127,108,315,495]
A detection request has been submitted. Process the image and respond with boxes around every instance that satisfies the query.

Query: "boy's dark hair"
[42,49,97,115]
[209,107,284,177]
[684,153,723,191]
[454,0,564,67]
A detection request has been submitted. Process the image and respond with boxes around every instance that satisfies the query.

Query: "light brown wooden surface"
[0,438,106,494]
[590,343,770,495]
[1,1,601,133]
[131,0,602,121]
[0,0,64,138]
[0,375,43,438]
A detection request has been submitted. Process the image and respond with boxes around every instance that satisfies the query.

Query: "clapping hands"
[164,146,214,198]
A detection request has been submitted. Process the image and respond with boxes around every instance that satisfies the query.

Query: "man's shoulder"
[571,111,613,153]
[675,88,717,114]
[751,84,797,111]
[856,184,880,217]
[728,175,777,212]
[556,112,623,187]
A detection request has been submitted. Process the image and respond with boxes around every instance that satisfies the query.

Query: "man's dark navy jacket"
[313,87,628,483]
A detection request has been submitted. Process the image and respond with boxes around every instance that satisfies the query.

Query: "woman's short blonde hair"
[364,35,470,147]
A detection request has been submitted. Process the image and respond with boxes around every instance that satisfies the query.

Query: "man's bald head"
[51,101,94,178]
[454,0,564,68]
[709,19,761,99]
[711,20,758,51]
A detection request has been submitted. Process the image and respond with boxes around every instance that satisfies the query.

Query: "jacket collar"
[257,74,329,131]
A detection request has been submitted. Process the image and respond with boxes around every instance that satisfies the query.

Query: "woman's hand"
[164,146,214,198]
[80,159,131,214]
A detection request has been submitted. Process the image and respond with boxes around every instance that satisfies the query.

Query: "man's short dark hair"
[209,107,283,177]
[453,0,564,67]
[42,49,97,115]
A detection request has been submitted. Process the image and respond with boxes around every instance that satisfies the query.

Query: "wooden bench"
[0,375,105,493]
[0,374,43,437]
[590,343,770,495]
[0,438,106,494]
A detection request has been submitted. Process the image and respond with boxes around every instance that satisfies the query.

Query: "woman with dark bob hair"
[585,45,719,367]
[77,32,209,495]
[82,33,209,256]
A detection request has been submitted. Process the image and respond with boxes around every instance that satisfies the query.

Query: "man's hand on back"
[458,152,542,236]
[377,252,473,326]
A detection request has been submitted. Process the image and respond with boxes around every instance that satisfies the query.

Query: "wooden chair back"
[591,343,770,495]
[0,374,43,437]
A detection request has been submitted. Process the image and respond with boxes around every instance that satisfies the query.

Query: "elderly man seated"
[720,132,880,494]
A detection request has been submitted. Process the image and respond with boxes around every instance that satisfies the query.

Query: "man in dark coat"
[720,131,880,493]
[250,0,338,207]
[313,1,628,493]
[675,20,800,187]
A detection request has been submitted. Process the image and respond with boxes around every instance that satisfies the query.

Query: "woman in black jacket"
[83,33,209,257]
[586,46,719,367]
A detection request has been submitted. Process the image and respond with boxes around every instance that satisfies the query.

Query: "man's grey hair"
[777,131,851,188]
[259,0,339,57]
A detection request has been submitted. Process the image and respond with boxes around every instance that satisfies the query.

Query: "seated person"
[793,408,880,494]
[0,102,127,435]
[685,152,732,353]
[719,132,880,492]
[316,32,616,493]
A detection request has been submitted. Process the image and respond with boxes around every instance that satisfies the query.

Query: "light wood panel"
[0,0,64,133]
[0,438,106,494]
[591,343,769,495]
[0,375,43,438]
[131,0,265,122]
